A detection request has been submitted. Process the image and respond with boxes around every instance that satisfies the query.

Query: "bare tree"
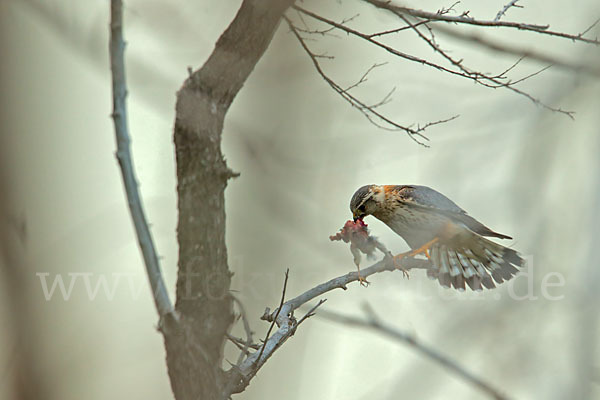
[108,1,599,399]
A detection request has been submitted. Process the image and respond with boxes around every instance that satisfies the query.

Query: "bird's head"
[350,184,385,221]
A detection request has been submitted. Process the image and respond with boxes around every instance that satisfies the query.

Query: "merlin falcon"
[350,184,524,291]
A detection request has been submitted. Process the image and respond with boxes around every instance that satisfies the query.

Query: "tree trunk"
[163,1,295,398]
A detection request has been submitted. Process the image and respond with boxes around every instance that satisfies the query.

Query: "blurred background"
[1,0,599,399]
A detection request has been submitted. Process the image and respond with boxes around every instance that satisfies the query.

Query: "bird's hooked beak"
[352,212,363,222]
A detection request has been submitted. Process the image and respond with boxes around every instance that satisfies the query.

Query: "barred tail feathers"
[428,236,524,291]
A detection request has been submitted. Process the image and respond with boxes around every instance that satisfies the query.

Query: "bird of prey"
[349,184,524,291]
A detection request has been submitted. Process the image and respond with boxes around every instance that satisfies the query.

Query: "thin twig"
[510,64,552,85]
[368,19,430,38]
[439,1,461,15]
[224,269,293,397]
[295,12,360,37]
[284,15,458,146]
[293,6,484,82]
[320,304,510,400]
[493,56,525,79]
[232,296,254,366]
[255,269,289,370]
[494,0,522,22]
[363,0,600,45]
[297,299,327,326]
[223,296,258,398]
[579,17,600,38]
[109,0,175,322]
[342,62,388,93]
[293,6,574,118]
[398,14,576,117]
[226,333,260,352]
[429,22,600,77]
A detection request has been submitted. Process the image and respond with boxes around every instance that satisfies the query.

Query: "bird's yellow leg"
[392,238,439,278]
[356,265,370,287]
[408,237,439,259]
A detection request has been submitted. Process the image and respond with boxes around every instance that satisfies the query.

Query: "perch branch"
[225,255,431,394]
[109,0,175,321]
[320,304,510,400]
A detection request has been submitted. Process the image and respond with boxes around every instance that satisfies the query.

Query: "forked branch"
[363,0,600,45]
[292,5,578,118]
[284,15,459,146]
[224,256,431,395]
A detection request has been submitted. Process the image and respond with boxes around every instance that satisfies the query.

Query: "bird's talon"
[390,253,411,279]
[357,275,370,287]
[401,268,410,279]
[355,268,370,287]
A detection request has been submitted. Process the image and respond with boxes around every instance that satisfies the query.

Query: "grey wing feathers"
[428,237,524,291]
[397,185,466,214]
[396,185,512,240]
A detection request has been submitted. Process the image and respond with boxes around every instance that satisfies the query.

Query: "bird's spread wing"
[391,185,512,240]
[394,185,466,214]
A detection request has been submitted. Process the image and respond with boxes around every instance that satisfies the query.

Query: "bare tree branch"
[320,304,510,400]
[255,269,289,370]
[297,298,328,326]
[494,0,523,22]
[223,296,256,397]
[363,0,600,45]
[368,19,431,38]
[342,62,387,93]
[231,296,254,366]
[292,7,478,81]
[109,0,175,322]
[580,17,600,37]
[225,255,431,394]
[293,5,575,117]
[397,15,576,116]
[284,15,459,146]
[428,22,600,77]
[293,11,360,38]
[227,333,259,352]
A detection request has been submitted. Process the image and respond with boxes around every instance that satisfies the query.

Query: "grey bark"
[163,1,296,399]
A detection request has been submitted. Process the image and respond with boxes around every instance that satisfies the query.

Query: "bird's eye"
[358,205,366,212]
